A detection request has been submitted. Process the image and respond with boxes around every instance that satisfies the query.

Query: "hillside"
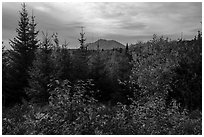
[86,39,125,50]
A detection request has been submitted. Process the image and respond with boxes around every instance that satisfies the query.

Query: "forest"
[2,3,202,135]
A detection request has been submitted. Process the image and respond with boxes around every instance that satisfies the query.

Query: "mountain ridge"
[86,39,125,50]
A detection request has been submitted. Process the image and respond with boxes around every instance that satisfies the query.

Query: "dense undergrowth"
[2,79,202,135]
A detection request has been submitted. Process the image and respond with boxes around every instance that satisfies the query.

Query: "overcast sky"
[2,2,202,49]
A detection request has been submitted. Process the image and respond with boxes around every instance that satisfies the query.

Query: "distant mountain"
[86,39,125,50]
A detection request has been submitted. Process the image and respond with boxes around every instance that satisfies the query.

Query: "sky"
[2,2,202,49]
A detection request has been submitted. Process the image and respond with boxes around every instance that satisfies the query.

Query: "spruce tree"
[8,3,39,103]
[91,51,106,81]
[72,29,89,80]
[28,13,39,63]
[27,32,53,103]
[72,50,89,80]
[78,27,86,50]
[53,41,72,80]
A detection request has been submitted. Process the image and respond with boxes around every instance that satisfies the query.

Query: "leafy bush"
[130,34,202,111]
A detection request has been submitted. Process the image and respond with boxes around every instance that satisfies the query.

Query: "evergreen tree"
[27,32,53,103]
[91,51,106,81]
[72,29,89,80]
[72,50,89,80]
[90,51,109,101]
[7,3,39,104]
[28,13,39,63]
[53,41,72,80]
[78,27,86,50]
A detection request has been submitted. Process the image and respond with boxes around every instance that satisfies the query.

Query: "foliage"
[71,50,90,80]
[131,35,177,93]
[130,34,202,111]
[2,80,201,135]
[51,42,72,80]
[88,50,133,103]
[166,32,202,110]
[2,46,13,106]
[78,28,86,50]
[27,32,54,103]
[3,3,39,106]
